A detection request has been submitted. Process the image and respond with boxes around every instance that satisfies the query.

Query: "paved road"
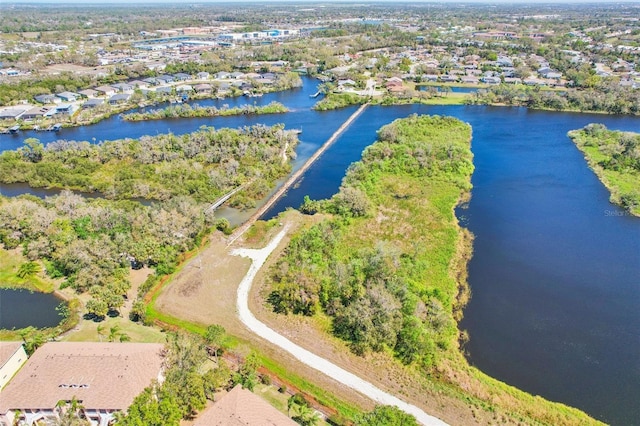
[231,228,449,426]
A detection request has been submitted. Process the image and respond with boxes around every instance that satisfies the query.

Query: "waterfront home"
[194,83,213,94]
[108,93,131,105]
[82,98,104,108]
[481,76,502,84]
[0,343,164,426]
[175,84,193,93]
[192,385,297,426]
[0,107,30,120]
[22,107,54,120]
[55,104,78,115]
[0,342,27,391]
[155,86,173,95]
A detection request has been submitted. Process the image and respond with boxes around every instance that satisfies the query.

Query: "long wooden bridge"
[228,103,369,243]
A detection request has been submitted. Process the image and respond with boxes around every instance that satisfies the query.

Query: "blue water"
[0,288,64,329]
[1,77,639,424]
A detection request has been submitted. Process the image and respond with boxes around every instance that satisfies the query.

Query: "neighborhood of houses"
[0,341,297,426]
[0,69,293,130]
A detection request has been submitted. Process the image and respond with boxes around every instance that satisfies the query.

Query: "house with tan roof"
[0,342,164,426]
[193,385,297,426]
[0,342,27,391]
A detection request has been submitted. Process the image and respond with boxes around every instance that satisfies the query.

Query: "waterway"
[0,288,63,329]
[0,77,638,424]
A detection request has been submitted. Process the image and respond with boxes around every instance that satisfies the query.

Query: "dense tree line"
[568,124,640,215]
[122,101,288,121]
[268,115,473,368]
[468,83,640,115]
[0,125,299,208]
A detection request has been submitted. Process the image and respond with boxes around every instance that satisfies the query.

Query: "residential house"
[461,76,479,85]
[175,84,193,93]
[194,83,212,94]
[34,94,59,104]
[56,92,79,102]
[109,94,131,105]
[230,72,245,79]
[0,343,164,426]
[0,342,27,391]
[215,71,231,79]
[440,74,459,83]
[142,77,160,86]
[173,73,191,81]
[128,80,149,89]
[196,71,210,80]
[155,86,173,95]
[192,385,297,426]
[110,83,133,93]
[21,107,54,120]
[94,86,116,97]
[82,99,104,108]
[78,89,98,98]
[0,107,29,120]
[156,75,175,84]
[481,76,501,84]
[55,104,78,115]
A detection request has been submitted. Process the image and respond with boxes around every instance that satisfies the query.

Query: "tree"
[115,385,181,426]
[85,298,108,319]
[16,261,41,278]
[355,405,418,426]
[55,398,90,426]
[204,324,226,363]
[18,326,47,355]
[233,351,260,391]
[292,403,320,426]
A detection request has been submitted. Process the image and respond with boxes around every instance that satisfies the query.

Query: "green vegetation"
[122,101,289,121]
[469,83,640,115]
[313,92,368,111]
[0,248,54,292]
[0,125,298,207]
[267,114,601,425]
[0,124,298,323]
[355,405,418,426]
[115,331,238,425]
[269,114,473,364]
[568,124,640,215]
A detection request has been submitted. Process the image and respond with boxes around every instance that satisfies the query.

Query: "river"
[0,77,638,425]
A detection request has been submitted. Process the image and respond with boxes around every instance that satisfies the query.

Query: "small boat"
[8,125,20,134]
[50,123,62,132]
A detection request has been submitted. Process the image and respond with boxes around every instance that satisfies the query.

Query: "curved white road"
[231,228,448,426]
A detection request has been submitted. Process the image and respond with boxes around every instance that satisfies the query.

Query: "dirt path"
[231,228,449,426]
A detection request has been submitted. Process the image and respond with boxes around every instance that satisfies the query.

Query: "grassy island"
[121,101,289,121]
[568,124,640,216]
[265,115,600,425]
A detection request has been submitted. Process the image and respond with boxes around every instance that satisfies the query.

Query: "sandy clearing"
[231,228,449,426]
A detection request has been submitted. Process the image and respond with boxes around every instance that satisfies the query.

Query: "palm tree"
[96,324,106,342]
[108,325,121,342]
